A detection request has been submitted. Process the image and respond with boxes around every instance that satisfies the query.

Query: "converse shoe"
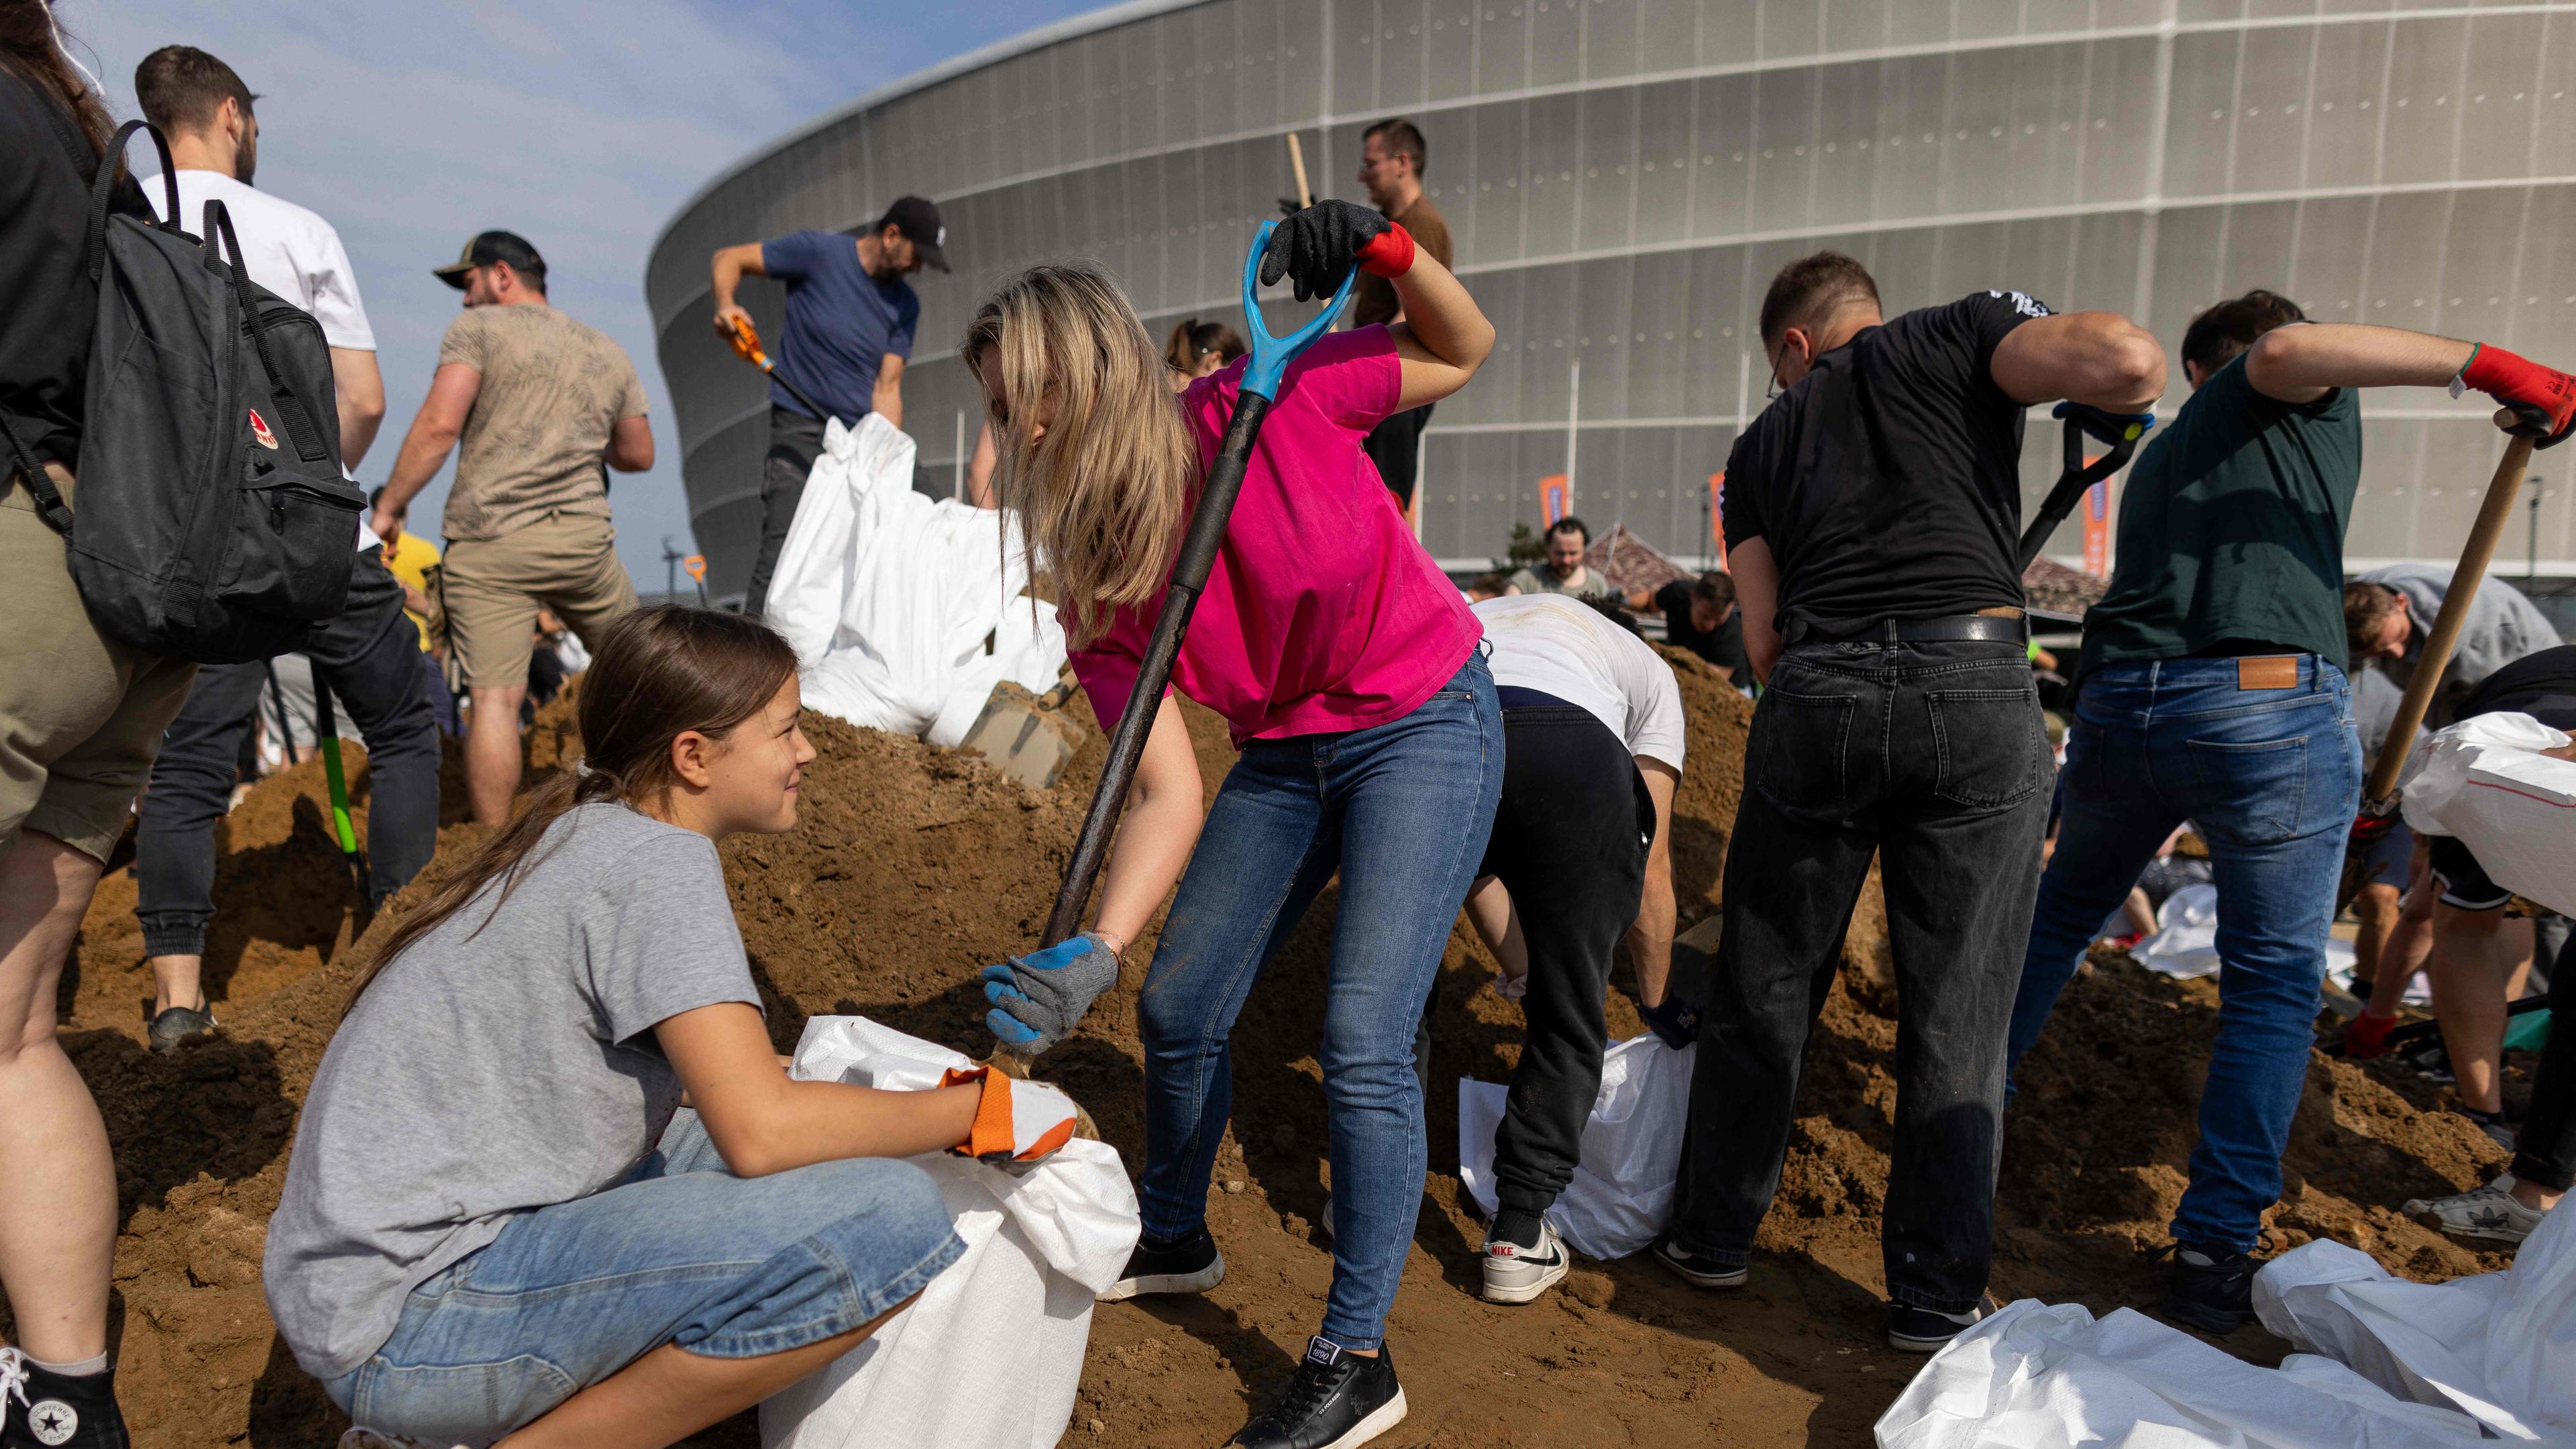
[0,1349,127,1449]
[1097,1224,1224,1302]
[1887,1299,1990,1354]
[2160,1242,2258,1333]
[1229,1337,1406,1449]
[2406,1174,2547,1245]
[1650,1234,1748,1289]
[1480,1218,1570,1305]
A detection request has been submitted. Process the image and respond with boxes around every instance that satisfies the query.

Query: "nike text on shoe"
[1097,1224,1224,1303]
[1887,1299,1988,1354]
[1651,1234,1748,1289]
[1228,1337,1407,1449]
[1481,1218,1572,1304]
[2406,1173,2546,1246]
[2161,1242,2258,1332]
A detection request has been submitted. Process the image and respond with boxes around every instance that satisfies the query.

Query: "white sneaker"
[2406,1174,2547,1245]
[1480,1218,1572,1304]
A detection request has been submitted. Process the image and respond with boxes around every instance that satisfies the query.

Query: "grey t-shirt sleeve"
[580,831,761,1046]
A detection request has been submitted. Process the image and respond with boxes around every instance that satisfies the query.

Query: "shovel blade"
[961,682,1085,791]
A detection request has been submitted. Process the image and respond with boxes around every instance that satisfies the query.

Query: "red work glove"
[1354,221,1415,278]
[2341,1011,2398,1060]
[942,1067,1079,1171]
[2459,344,2576,449]
[2347,800,2399,851]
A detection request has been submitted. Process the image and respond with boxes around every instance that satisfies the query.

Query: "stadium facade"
[648,0,2576,600]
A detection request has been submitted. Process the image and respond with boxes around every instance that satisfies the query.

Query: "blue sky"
[56,0,1108,590]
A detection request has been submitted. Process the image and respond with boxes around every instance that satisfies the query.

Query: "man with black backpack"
[125,45,439,1053]
[0,9,192,1443]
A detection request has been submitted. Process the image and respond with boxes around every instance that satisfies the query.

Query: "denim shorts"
[325,1111,964,1446]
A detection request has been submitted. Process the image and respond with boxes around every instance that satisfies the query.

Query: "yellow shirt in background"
[379,531,441,651]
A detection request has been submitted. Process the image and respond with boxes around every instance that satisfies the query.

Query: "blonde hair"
[964,264,1198,649]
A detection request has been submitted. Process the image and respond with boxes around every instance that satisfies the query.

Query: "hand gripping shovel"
[989,225,1356,1079]
[722,315,839,429]
[2017,401,2155,573]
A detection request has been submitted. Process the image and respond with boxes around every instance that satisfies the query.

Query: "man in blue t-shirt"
[710,195,946,616]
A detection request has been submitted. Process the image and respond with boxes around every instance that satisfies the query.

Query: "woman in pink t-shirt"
[965,203,1499,1448]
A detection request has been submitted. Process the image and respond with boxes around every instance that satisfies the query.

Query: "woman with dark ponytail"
[265,607,1077,1448]
[1163,315,1246,388]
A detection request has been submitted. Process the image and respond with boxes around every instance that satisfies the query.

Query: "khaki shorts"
[442,512,639,689]
[1,466,198,863]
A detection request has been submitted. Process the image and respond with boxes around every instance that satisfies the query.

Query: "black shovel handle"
[2018,402,2155,574]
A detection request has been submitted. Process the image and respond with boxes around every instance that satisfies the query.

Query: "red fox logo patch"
[248,407,279,449]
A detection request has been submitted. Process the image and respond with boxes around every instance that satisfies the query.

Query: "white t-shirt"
[144,169,374,349]
[1473,594,1687,772]
[145,169,380,545]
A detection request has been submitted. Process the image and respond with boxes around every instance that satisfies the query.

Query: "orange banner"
[1539,474,1570,526]
[1709,472,1726,568]
[2083,478,2111,577]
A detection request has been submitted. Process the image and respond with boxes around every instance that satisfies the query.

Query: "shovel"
[960,674,1086,790]
[2017,401,2155,573]
[990,224,1356,1075]
[309,672,372,922]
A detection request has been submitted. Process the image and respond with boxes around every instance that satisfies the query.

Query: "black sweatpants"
[2514,930,2576,1191]
[1477,703,1655,1218]
[744,405,830,620]
[135,547,440,956]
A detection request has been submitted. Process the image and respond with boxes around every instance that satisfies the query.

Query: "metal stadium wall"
[648,0,2576,598]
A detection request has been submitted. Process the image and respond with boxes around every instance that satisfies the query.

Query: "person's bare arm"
[710,242,767,337]
[1462,876,1527,985]
[965,421,998,508]
[399,580,431,617]
[1386,249,1496,411]
[607,415,654,473]
[1729,537,1783,683]
[330,347,386,470]
[657,1002,979,1177]
[873,354,906,432]
[1088,696,1205,955]
[1625,760,1680,1008]
[370,361,481,538]
[1990,311,2166,411]
[2243,323,2475,406]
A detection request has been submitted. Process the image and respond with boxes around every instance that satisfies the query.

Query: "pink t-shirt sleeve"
[1067,625,1163,736]
[1275,325,1403,433]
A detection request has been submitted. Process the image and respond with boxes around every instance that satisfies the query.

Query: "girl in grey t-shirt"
[264,606,1076,1447]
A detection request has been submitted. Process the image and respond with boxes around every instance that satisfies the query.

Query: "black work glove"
[1259,199,1391,302]
[1639,994,1700,1051]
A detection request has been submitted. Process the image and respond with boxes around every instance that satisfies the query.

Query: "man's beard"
[234,132,257,186]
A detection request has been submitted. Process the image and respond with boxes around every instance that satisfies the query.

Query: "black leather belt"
[1784,614,2028,647]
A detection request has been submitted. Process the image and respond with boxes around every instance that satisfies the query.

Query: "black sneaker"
[1887,1300,1989,1354]
[146,1003,215,1054]
[1229,1337,1407,1449]
[0,1350,130,1448]
[2160,1242,2258,1332]
[1097,1224,1224,1303]
[1650,1234,1748,1289]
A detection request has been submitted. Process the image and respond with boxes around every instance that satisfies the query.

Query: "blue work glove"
[1639,993,1699,1051]
[982,932,1121,1054]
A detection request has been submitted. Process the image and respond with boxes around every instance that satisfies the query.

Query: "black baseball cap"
[877,196,950,273]
[433,230,547,289]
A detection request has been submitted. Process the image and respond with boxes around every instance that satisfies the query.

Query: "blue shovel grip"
[1238,219,1360,400]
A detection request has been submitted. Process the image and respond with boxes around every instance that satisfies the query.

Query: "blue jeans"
[1138,653,1501,1350]
[2008,655,2360,1253]
[324,1112,964,1444]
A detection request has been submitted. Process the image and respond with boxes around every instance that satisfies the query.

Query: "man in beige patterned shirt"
[372,231,655,824]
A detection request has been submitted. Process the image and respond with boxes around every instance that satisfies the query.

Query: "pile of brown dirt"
[40,654,2523,1448]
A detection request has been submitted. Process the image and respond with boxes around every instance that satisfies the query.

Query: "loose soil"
[21,649,2527,1448]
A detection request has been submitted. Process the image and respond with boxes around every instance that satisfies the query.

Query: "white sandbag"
[2254,1198,2576,1444]
[2133,882,2356,983]
[762,1016,1139,1449]
[762,415,1067,747]
[1458,1033,1692,1260]
[2399,711,2576,916]
[1875,1299,2493,1449]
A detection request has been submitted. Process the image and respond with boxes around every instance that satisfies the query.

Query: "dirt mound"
[40,655,2524,1448]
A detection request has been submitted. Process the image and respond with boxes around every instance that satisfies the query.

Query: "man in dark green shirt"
[2004,289,2576,1335]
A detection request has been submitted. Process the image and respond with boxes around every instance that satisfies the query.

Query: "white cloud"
[55,0,1104,591]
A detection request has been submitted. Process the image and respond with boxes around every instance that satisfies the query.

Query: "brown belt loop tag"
[2237,656,2298,691]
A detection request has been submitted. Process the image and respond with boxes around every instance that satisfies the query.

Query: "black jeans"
[136,547,441,956]
[745,405,828,619]
[1672,638,2050,1311]
[1481,705,1654,1216]
[2514,930,2576,1191]
[1362,402,1433,511]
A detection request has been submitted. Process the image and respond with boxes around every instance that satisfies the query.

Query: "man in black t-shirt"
[1630,572,1748,684]
[1656,252,2163,1354]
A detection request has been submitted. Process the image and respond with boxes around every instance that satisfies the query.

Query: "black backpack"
[2,116,361,665]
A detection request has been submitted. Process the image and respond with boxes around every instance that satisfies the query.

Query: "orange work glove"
[942,1067,1079,1170]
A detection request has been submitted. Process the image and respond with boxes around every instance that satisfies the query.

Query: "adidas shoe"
[2406,1174,2546,1245]
[1098,1224,1224,1302]
[1228,1337,1406,1449]
[1480,1218,1570,1304]
[1650,1234,1748,1289]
